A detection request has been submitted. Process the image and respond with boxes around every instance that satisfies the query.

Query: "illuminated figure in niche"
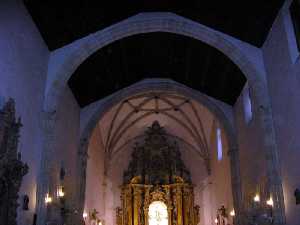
[148,201,168,225]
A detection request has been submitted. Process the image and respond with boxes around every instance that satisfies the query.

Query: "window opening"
[217,128,223,161]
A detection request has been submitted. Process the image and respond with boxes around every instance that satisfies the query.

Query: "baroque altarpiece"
[116,121,200,225]
[0,99,28,225]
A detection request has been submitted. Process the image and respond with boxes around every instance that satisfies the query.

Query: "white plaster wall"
[204,121,234,225]
[84,123,106,224]
[107,144,133,225]
[262,7,300,225]
[0,1,49,224]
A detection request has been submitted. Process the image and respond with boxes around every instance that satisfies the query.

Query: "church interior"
[1,1,300,225]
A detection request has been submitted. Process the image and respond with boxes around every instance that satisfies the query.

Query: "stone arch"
[80,79,236,150]
[76,79,242,224]
[39,12,286,225]
[44,12,265,112]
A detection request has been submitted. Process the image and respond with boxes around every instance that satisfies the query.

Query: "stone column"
[227,147,243,225]
[36,111,59,225]
[71,138,89,225]
[241,81,286,224]
[257,103,286,225]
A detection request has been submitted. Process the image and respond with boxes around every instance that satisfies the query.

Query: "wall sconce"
[266,197,274,207]
[45,193,52,204]
[57,185,65,198]
[254,194,260,203]
[230,209,235,217]
[265,197,274,224]
[249,193,274,224]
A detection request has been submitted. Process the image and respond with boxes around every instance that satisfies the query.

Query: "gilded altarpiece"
[116,121,200,225]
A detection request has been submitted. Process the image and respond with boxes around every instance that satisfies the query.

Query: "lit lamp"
[57,186,65,198]
[230,209,235,217]
[250,193,261,224]
[266,196,274,223]
[266,197,274,207]
[254,194,260,203]
[83,212,88,219]
[45,193,52,204]
[214,218,218,224]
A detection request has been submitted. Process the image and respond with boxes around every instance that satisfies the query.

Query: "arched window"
[243,83,253,124]
[217,128,223,161]
[148,201,168,225]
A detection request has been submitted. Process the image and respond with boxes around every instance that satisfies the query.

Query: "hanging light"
[214,218,218,224]
[230,209,235,217]
[45,193,52,204]
[254,194,260,202]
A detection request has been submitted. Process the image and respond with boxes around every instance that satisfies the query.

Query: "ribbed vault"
[98,92,214,173]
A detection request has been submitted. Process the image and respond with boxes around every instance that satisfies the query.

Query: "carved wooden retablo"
[0,99,28,225]
[116,121,199,225]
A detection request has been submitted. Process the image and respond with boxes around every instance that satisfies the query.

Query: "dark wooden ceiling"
[24,0,283,107]
[68,32,246,107]
[25,0,283,49]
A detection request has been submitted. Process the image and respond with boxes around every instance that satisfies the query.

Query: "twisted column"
[175,185,183,225]
[133,185,143,225]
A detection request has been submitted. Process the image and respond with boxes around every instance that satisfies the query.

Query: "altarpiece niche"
[116,121,200,225]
